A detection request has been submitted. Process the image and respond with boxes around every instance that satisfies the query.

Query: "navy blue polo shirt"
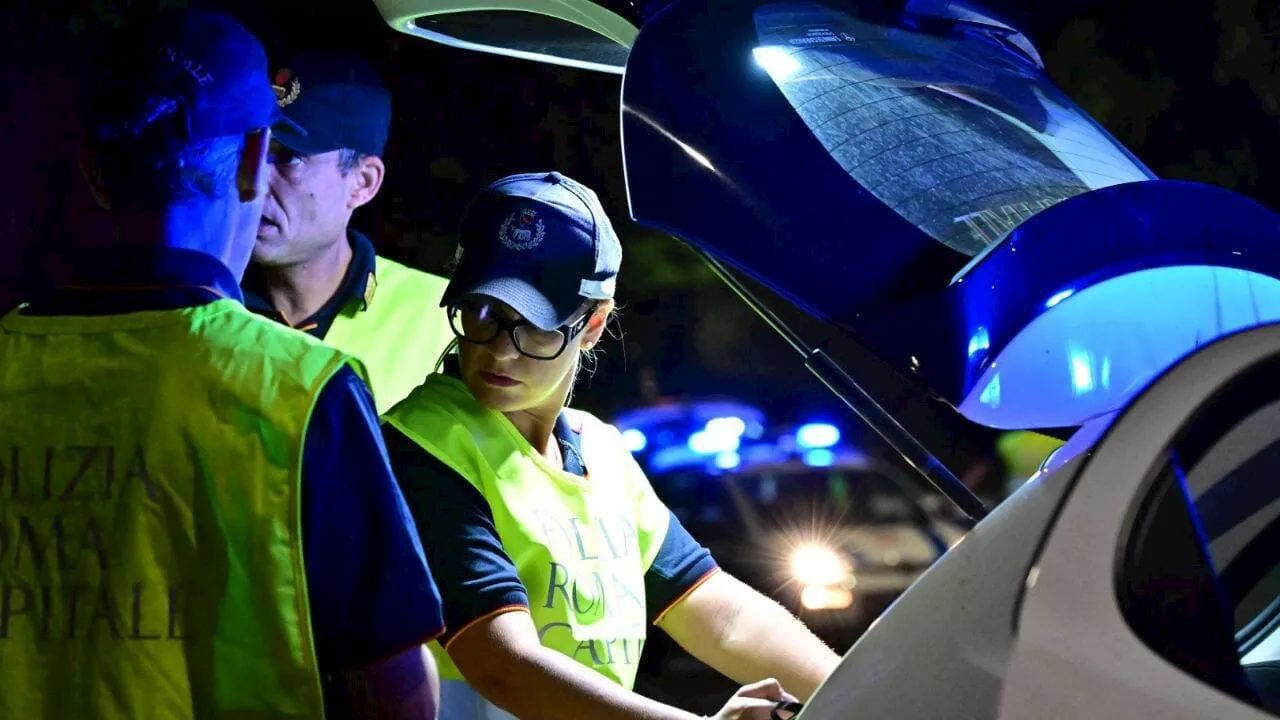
[19,245,445,704]
[384,358,720,645]
[241,229,377,338]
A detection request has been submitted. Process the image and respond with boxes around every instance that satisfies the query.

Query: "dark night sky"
[3,0,1279,481]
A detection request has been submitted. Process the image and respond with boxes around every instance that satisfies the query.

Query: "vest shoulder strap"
[384,374,495,495]
[373,255,449,296]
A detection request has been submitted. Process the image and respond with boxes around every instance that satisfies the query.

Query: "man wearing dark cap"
[245,52,453,414]
[0,10,442,719]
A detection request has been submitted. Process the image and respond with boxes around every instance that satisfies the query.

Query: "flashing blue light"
[621,428,647,453]
[714,451,742,470]
[740,442,780,465]
[796,422,841,449]
[804,449,835,467]
[651,445,705,474]
[689,429,742,455]
[706,416,747,437]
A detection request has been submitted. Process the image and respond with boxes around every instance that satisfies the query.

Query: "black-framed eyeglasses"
[448,298,599,361]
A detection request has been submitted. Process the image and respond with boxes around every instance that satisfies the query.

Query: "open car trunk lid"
[375,0,1280,433]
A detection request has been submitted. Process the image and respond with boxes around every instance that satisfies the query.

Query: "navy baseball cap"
[269,52,391,157]
[85,9,295,145]
[443,172,623,332]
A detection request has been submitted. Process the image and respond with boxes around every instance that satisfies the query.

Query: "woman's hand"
[710,678,796,720]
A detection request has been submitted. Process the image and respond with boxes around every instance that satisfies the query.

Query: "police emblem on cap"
[498,208,546,251]
[272,68,300,107]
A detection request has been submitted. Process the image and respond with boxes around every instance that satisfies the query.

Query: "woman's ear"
[581,300,615,349]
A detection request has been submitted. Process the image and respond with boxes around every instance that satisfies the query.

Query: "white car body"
[798,322,1280,719]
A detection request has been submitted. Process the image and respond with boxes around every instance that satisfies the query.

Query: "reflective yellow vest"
[385,373,671,690]
[324,256,453,415]
[0,299,356,719]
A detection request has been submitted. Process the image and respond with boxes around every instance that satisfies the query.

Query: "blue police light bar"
[706,416,747,437]
[650,444,704,473]
[796,422,841,449]
[689,429,742,455]
[649,444,750,474]
[614,399,766,435]
[715,451,742,470]
[621,428,647,453]
[803,448,836,467]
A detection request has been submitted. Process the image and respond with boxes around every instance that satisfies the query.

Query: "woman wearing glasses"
[383,172,839,720]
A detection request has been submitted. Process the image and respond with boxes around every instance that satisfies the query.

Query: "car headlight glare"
[790,544,849,585]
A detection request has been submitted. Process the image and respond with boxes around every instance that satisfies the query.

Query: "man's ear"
[79,143,111,210]
[348,154,386,210]
[237,128,270,202]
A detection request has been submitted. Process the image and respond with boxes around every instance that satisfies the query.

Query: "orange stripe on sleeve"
[442,604,531,651]
[652,566,722,626]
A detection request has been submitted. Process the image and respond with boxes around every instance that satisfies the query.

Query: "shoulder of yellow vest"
[392,373,471,417]
[373,255,449,293]
[253,312,354,358]
[189,304,357,397]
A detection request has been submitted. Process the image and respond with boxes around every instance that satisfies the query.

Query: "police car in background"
[616,400,966,646]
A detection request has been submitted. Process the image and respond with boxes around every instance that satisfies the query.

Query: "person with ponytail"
[383,171,840,720]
